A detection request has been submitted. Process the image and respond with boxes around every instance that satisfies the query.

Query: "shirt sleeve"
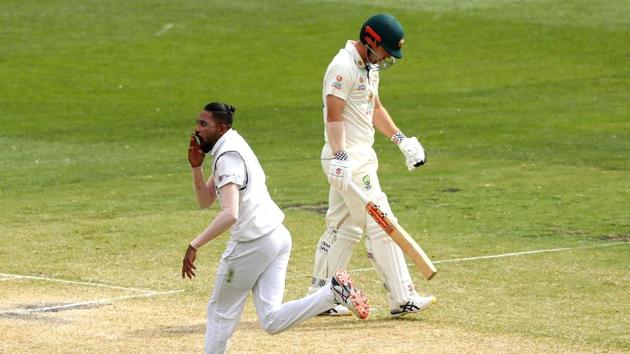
[214,152,246,190]
[323,64,354,100]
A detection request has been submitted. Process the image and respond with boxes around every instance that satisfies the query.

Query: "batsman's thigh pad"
[308,224,362,293]
[365,193,417,308]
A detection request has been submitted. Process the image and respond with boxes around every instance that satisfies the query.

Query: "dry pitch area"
[0,263,625,354]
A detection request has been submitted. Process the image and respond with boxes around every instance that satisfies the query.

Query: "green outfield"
[1,0,628,352]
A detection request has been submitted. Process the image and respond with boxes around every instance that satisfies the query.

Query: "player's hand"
[182,244,197,279]
[398,137,426,171]
[328,152,352,192]
[188,133,205,168]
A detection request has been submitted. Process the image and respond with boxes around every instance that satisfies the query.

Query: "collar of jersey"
[211,128,235,156]
[345,40,366,69]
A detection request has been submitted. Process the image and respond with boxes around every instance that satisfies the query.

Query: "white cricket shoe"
[390,294,436,317]
[318,304,351,316]
[330,270,370,319]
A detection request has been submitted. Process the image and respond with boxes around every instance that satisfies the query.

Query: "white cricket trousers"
[205,225,334,354]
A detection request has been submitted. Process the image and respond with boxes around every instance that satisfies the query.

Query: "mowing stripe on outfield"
[288,242,627,278]
[0,289,184,315]
[0,272,156,293]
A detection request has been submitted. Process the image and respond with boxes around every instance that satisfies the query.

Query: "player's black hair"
[204,102,235,127]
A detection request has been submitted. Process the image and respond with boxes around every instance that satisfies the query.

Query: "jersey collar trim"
[211,128,235,156]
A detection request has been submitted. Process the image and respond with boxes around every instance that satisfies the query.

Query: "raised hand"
[188,133,205,168]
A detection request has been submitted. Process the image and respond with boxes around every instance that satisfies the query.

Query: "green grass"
[1,0,629,352]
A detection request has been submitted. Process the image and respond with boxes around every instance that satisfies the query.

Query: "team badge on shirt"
[357,76,366,91]
[332,75,343,90]
[362,175,372,190]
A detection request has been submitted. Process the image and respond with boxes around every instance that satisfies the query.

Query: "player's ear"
[220,123,230,134]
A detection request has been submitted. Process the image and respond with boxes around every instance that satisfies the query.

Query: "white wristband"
[391,131,406,145]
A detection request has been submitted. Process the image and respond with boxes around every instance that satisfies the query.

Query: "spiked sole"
[333,270,370,320]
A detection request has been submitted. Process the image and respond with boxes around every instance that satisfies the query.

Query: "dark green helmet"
[359,13,405,59]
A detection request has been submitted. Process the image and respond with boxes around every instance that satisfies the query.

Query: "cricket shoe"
[318,304,351,316]
[330,270,369,319]
[390,294,436,317]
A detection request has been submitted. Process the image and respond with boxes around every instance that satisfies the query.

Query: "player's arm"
[191,168,217,208]
[325,94,348,154]
[372,96,426,170]
[190,183,239,249]
[188,134,217,208]
[372,95,399,138]
[182,183,239,279]
[326,95,353,191]
[324,65,353,191]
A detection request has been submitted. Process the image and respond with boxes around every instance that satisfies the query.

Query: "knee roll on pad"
[308,225,362,293]
[326,225,361,276]
[337,224,362,243]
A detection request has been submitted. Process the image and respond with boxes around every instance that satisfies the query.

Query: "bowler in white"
[181,102,370,354]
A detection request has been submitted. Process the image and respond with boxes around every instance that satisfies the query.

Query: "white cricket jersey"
[211,129,285,242]
[322,40,380,149]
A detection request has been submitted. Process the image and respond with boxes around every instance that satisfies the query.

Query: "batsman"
[308,13,436,316]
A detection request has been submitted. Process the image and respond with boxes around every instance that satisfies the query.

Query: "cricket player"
[308,14,436,316]
[181,102,369,353]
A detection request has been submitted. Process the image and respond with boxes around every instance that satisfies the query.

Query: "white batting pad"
[365,193,417,309]
[308,225,362,294]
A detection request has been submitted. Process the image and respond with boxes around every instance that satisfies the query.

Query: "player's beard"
[196,134,214,153]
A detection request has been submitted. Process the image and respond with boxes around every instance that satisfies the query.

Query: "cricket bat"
[348,181,437,280]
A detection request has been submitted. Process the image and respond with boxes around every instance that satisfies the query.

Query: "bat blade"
[365,201,437,280]
[348,182,437,280]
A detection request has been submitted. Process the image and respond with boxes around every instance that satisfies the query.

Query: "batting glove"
[328,151,352,192]
[398,137,426,171]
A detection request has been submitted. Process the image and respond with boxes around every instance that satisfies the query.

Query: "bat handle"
[348,181,371,205]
